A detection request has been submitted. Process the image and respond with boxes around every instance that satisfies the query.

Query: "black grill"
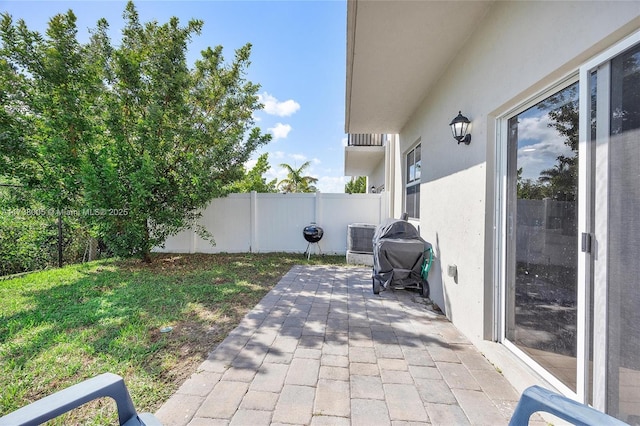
[303,223,324,243]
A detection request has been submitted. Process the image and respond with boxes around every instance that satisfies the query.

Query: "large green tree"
[226,153,277,193]
[0,10,104,271]
[277,161,318,193]
[0,2,271,262]
[0,10,102,211]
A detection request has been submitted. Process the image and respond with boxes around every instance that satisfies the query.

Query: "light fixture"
[449,111,471,145]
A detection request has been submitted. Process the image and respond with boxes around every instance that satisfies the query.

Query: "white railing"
[155,192,388,254]
[347,134,385,146]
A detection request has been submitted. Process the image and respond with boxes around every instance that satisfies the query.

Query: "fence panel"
[155,192,387,254]
[159,229,193,253]
[316,193,385,254]
[195,194,252,253]
[254,193,316,253]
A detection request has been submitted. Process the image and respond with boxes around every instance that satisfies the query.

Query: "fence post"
[57,214,63,267]
[315,191,322,226]
[190,222,197,254]
[250,191,257,252]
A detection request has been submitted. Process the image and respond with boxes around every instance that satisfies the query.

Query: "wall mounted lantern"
[449,111,471,145]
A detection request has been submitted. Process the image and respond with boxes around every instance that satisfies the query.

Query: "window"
[405,143,421,218]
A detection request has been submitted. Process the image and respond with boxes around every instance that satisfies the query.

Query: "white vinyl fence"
[155,192,388,254]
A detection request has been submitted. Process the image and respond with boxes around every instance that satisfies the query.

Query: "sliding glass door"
[500,33,640,424]
[505,82,580,392]
[588,41,640,423]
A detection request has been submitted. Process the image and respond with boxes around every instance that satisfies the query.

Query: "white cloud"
[259,92,300,117]
[518,114,562,144]
[280,154,320,165]
[317,176,348,193]
[244,158,258,170]
[264,166,287,183]
[517,113,574,181]
[268,123,292,140]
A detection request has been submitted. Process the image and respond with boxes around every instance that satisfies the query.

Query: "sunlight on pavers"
[156,265,517,425]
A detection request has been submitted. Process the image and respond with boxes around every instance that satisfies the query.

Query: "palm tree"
[539,157,577,201]
[278,161,318,193]
[345,176,366,194]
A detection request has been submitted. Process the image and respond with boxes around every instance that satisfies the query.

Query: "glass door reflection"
[506,82,580,391]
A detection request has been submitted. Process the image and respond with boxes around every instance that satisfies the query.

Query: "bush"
[0,211,96,276]
[0,211,50,275]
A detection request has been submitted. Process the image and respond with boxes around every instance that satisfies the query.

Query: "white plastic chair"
[0,373,162,426]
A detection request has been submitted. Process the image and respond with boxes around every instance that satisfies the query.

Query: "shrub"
[0,211,95,276]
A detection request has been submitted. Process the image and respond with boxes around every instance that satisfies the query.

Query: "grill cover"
[373,218,427,293]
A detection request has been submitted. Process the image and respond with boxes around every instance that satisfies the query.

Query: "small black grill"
[303,223,324,243]
[303,222,323,259]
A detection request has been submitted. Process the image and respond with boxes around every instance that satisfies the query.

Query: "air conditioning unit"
[347,223,376,254]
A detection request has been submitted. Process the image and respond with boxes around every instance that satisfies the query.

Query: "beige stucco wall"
[398,1,640,344]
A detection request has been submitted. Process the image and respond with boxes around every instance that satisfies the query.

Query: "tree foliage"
[0,10,101,211]
[277,161,318,193]
[0,2,270,262]
[517,84,579,202]
[226,153,277,193]
[0,185,91,275]
[345,176,366,194]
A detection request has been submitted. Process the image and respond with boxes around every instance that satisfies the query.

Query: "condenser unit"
[347,223,376,254]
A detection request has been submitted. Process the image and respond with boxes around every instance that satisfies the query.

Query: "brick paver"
[384,383,430,422]
[272,384,315,424]
[351,375,384,400]
[314,379,350,417]
[196,381,249,419]
[156,265,519,425]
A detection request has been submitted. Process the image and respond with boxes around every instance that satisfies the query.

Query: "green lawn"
[0,252,347,424]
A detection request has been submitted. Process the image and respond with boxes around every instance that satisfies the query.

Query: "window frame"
[495,74,581,400]
[578,30,640,414]
[405,141,421,219]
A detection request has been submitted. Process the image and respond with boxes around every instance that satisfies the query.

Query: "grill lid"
[303,223,324,243]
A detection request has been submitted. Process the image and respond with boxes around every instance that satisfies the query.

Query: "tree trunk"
[141,221,152,263]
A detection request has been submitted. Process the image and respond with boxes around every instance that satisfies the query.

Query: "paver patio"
[155,265,534,425]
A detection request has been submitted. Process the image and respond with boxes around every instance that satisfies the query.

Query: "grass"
[0,252,347,424]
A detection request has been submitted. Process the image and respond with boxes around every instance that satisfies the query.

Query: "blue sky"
[1,0,349,192]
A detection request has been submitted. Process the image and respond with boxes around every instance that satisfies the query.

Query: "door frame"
[495,73,582,400]
[494,29,640,409]
[578,28,640,412]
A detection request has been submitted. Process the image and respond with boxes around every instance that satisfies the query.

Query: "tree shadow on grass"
[0,256,279,415]
[0,259,470,419]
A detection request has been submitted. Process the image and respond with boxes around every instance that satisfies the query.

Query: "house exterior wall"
[397,1,640,344]
[369,157,385,193]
